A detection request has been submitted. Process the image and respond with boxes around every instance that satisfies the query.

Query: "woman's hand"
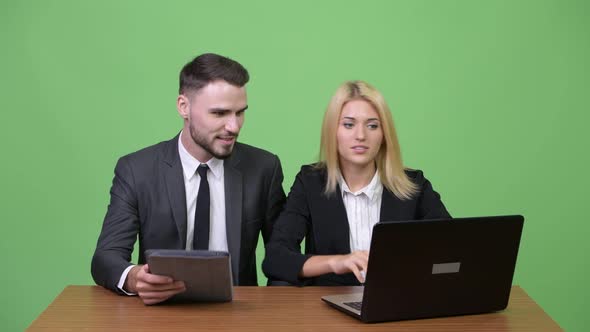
[300,251,369,283]
[328,251,369,283]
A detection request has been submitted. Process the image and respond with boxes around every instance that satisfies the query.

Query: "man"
[91,53,286,304]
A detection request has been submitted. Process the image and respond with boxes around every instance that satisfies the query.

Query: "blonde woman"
[263,81,450,286]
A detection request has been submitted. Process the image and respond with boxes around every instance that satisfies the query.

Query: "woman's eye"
[368,124,379,129]
[343,123,354,129]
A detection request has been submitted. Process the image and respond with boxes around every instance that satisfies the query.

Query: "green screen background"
[1,1,588,330]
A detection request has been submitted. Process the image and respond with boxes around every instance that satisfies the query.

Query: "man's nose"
[225,116,241,134]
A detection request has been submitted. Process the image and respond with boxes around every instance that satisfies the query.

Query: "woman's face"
[336,99,384,171]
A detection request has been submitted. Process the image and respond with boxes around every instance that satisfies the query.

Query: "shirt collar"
[340,170,382,201]
[178,133,224,180]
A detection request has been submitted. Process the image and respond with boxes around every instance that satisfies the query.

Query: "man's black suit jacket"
[91,135,286,292]
[262,165,450,286]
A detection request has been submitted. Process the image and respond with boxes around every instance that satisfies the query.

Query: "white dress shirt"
[340,171,383,252]
[178,136,228,252]
[117,135,228,294]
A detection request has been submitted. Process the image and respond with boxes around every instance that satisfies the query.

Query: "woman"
[263,80,450,286]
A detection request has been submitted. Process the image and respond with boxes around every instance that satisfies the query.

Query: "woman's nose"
[355,127,366,141]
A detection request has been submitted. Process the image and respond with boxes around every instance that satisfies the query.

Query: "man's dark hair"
[179,53,250,95]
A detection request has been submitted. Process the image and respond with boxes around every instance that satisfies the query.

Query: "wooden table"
[28,285,562,331]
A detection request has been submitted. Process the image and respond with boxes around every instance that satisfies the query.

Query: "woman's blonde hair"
[318,80,418,200]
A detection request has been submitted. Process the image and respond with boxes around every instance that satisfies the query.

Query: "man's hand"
[124,264,186,305]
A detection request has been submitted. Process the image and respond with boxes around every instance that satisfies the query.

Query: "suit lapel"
[316,176,351,254]
[331,185,352,253]
[161,135,188,249]
[379,189,403,221]
[224,147,242,284]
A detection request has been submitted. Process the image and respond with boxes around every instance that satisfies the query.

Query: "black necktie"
[193,164,210,250]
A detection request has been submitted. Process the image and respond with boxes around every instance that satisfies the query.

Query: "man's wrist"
[124,265,141,293]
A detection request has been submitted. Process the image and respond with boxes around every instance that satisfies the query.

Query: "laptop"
[321,215,524,323]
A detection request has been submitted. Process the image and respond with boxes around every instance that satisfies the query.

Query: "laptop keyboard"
[343,301,362,311]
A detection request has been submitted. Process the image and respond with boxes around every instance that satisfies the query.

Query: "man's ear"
[177,94,190,119]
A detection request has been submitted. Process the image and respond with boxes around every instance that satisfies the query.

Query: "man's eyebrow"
[209,107,230,113]
[209,105,248,113]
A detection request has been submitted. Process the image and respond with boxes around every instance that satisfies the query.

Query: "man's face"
[179,80,247,161]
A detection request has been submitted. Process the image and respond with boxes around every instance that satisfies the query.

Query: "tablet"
[145,249,233,302]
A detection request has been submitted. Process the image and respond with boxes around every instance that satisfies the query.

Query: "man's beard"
[189,123,237,160]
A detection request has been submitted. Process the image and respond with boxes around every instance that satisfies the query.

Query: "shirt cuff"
[117,265,137,296]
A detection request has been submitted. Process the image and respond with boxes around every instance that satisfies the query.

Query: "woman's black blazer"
[262,165,451,286]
